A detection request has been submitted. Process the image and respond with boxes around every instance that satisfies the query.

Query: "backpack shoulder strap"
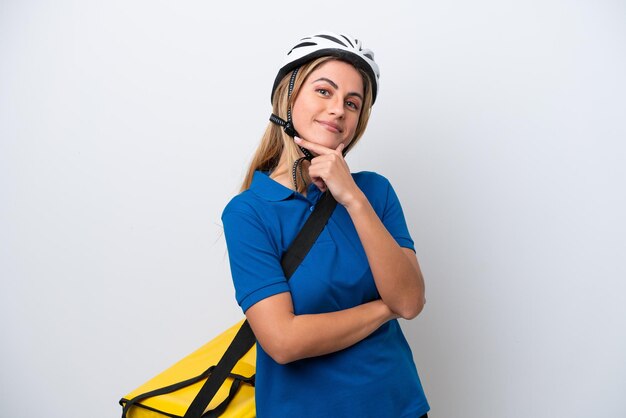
[281,191,337,279]
[182,192,337,418]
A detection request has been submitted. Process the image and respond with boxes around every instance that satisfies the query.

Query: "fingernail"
[294,136,302,143]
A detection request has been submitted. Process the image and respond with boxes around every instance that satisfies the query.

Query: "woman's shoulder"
[352,170,393,191]
[352,171,405,215]
[222,189,263,219]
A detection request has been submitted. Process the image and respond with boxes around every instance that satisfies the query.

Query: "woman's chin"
[300,134,343,150]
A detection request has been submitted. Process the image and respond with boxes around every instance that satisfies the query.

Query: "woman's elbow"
[395,297,426,320]
[259,334,301,365]
[266,347,295,365]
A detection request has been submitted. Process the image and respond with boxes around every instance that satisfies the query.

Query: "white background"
[1,1,625,417]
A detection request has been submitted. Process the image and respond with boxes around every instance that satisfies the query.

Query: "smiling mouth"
[316,120,343,133]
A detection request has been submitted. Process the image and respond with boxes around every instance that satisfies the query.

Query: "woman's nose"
[327,96,344,117]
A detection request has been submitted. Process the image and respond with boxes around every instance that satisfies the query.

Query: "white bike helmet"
[271,31,380,104]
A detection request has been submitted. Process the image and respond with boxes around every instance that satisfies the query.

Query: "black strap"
[183,192,336,418]
[201,377,241,418]
[269,113,297,138]
[120,365,254,417]
[269,68,314,161]
[268,113,313,161]
[123,192,337,418]
[281,191,337,278]
[182,321,255,417]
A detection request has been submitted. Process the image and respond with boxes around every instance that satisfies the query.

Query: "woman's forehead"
[307,60,364,92]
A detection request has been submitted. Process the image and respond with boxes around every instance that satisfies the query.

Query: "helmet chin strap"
[269,68,313,189]
[269,68,314,161]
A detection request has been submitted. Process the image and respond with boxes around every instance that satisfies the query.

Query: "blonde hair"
[240,56,374,193]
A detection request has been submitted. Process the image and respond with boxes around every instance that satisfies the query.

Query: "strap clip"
[283,121,296,137]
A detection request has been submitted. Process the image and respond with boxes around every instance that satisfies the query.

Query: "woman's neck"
[269,168,295,191]
[270,155,310,196]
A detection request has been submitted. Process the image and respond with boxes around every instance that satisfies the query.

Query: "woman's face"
[292,60,364,152]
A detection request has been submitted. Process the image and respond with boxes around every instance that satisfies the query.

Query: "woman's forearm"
[246,295,395,364]
[344,192,425,319]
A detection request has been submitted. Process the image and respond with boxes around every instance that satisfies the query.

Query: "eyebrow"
[312,77,364,102]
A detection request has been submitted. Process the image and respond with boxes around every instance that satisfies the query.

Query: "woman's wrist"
[373,299,399,322]
[343,189,368,212]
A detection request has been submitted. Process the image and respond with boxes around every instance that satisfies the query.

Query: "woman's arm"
[296,137,426,319]
[222,201,397,365]
[345,197,426,319]
[246,293,396,364]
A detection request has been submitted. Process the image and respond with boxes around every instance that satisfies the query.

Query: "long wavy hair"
[240,56,374,193]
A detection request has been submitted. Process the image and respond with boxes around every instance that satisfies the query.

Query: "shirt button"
[309,206,314,212]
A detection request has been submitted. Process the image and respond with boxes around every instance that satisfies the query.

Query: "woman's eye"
[346,100,359,110]
[316,88,329,96]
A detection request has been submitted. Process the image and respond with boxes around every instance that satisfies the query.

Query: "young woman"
[222,32,430,417]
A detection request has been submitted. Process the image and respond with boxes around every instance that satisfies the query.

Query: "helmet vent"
[315,34,348,48]
[288,42,317,55]
[340,35,354,48]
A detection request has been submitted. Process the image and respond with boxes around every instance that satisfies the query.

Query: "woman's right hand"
[294,137,366,209]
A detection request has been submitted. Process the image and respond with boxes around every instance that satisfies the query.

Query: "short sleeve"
[222,207,290,312]
[381,179,415,252]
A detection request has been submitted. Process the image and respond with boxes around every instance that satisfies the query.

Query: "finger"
[294,136,335,156]
[336,143,346,154]
[311,177,327,192]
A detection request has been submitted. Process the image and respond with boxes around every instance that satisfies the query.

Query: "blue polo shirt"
[222,170,429,417]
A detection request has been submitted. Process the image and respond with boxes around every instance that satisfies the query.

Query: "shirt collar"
[249,171,296,202]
